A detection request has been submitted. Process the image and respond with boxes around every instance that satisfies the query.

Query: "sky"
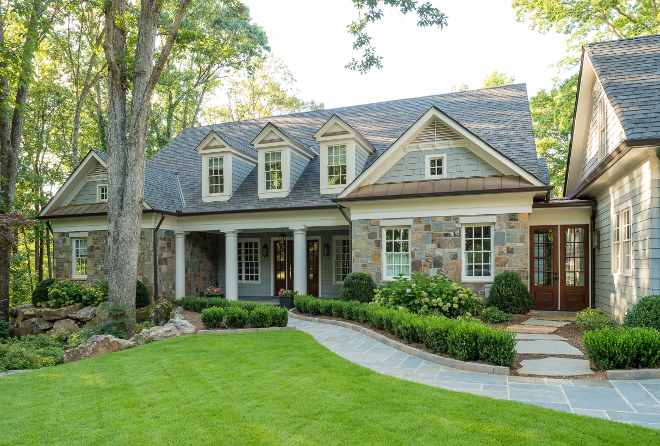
[239,0,573,110]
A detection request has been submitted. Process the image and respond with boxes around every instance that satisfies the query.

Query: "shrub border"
[197,327,296,334]
[289,312,510,376]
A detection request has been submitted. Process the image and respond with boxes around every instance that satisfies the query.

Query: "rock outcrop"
[47,319,80,336]
[69,306,97,322]
[164,319,197,335]
[37,303,85,321]
[63,335,136,363]
[136,300,173,325]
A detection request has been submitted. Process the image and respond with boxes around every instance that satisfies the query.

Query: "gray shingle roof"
[586,34,660,141]
[146,84,541,214]
[537,158,550,185]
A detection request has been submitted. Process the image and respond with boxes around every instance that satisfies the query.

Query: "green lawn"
[0,331,654,445]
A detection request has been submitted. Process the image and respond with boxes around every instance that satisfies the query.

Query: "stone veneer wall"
[185,232,219,296]
[352,213,529,298]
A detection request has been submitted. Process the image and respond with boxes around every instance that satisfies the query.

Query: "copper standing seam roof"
[42,202,149,217]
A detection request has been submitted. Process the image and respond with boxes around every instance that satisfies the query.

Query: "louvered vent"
[86,164,107,180]
[411,118,462,145]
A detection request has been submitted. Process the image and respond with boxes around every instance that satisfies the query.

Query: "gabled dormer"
[195,131,257,202]
[313,115,375,195]
[251,123,316,199]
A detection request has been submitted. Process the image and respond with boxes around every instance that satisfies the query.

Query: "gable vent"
[411,118,462,145]
[86,164,107,181]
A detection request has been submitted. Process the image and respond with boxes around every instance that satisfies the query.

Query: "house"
[42,32,660,321]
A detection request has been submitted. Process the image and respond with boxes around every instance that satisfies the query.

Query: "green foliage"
[135,280,149,308]
[374,272,482,317]
[248,306,272,328]
[72,322,128,341]
[0,335,67,372]
[0,320,10,339]
[583,327,660,370]
[31,278,57,307]
[39,280,108,309]
[482,71,516,88]
[293,294,310,314]
[135,321,154,332]
[331,300,346,318]
[201,307,226,329]
[179,296,229,312]
[340,272,376,303]
[317,298,335,316]
[624,295,660,331]
[224,307,249,329]
[306,298,321,316]
[268,306,289,327]
[480,307,513,323]
[576,308,620,332]
[486,272,534,314]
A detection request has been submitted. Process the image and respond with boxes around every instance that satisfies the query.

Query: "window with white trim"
[72,238,88,278]
[208,157,224,194]
[463,225,493,280]
[264,151,282,190]
[384,228,410,279]
[612,212,621,274]
[334,237,350,283]
[97,184,108,202]
[612,208,632,275]
[238,240,259,282]
[327,145,347,185]
[598,96,607,160]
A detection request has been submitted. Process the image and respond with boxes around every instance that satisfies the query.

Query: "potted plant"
[278,289,295,310]
[205,286,224,298]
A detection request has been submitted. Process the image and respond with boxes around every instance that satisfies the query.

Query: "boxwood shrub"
[575,308,620,332]
[486,272,534,314]
[340,272,376,303]
[200,307,225,329]
[248,306,272,328]
[583,327,660,370]
[624,295,660,331]
[224,307,249,329]
[269,306,289,327]
[480,306,513,323]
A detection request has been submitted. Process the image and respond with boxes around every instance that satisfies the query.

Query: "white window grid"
[208,157,224,194]
[265,151,282,190]
[612,211,621,274]
[429,157,443,177]
[621,208,632,275]
[73,238,88,277]
[238,240,259,282]
[463,225,493,279]
[98,185,108,202]
[384,228,410,279]
[334,237,350,283]
[599,96,607,160]
[327,145,347,185]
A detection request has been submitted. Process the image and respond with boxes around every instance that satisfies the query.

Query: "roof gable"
[313,114,375,153]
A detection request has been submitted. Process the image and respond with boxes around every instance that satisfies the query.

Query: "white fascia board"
[337,107,543,198]
[314,114,375,154]
[50,213,173,232]
[40,151,107,217]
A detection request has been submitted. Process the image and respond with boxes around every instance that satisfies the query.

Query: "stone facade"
[185,231,219,296]
[352,213,529,298]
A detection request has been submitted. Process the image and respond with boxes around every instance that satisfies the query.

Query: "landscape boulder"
[47,319,80,336]
[171,306,185,320]
[69,306,97,322]
[37,303,85,321]
[164,319,196,335]
[23,317,53,334]
[15,305,38,325]
[91,302,111,325]
[128,329,155,345]
[10,303,34,318]
[136,300,173,325]
[63,335,136,363]
[147,325,180,340]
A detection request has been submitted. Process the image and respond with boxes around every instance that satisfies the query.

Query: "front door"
[531,226,558,310]
[307,240,320,297]
[561,225,589,310]
[274,240,294,294]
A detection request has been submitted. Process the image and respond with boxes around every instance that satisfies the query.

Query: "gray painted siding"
[376,146,500,183]
[232,158,254,194]
[581,80,626,181]
[594,151,660,320]
[289,152,307,190]
[69,180,104,205]
[355,146,369,178]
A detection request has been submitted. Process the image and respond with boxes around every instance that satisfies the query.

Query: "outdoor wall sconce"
[592,230,600,250]
[262,244,269,257]
[323,243,330,256]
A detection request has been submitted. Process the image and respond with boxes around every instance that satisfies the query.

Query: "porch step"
[522,319,571,328]
[518,357,593,376]
[508,325,557,334]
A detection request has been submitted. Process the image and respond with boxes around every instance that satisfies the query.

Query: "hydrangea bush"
[373,273,482,317]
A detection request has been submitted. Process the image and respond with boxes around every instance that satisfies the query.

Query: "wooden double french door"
[530,225,589,310]
[274,239,319,297]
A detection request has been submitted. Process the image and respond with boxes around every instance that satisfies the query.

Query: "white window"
[328,145,347,185]
[72,238,88,278]
[612,212,621,274]
[334,237,350,283]
[383,228,410,279]
[238,240,259,282]
[613,208,632,276]
[425,154,446,179]
[463,225,493,281]
[97,184,108,202]
[208,157,224,194]
[598,96,607,160]
[264,151,282,190]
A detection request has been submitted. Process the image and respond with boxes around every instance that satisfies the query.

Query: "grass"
[0,331,655,445]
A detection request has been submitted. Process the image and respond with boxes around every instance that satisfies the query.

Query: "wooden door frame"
[530,225,559,310]
[270,236,321,296]
[307,239,320,297]
[560,224,590,311]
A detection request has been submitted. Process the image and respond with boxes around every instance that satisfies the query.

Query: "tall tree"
[482,71,516,88]
[103,0,192,332]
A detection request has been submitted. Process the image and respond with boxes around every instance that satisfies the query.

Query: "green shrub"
[293,294,312,313]
[31,278,57,307]
[0,335,66,372]
[135,321,154,332]
[269,306,288,327]
[200,307,225,329]
[318,299,334,316]
[41,280,107,309]
[224,307,249,329]
[0,320,9,339]
[423,317,452,353]
[583,327,660,370]
[478,328,517,366]
[179,296,229,312]
[486,272,534,314]
[72,321,128,341]
[393,312,428,344]
[340,272,376,303]
[249,306,272,328]
[575,308,620,332]
[307,298,322,316]
[624,295,660,331]
[136,280,149,308]
[446,321,485,361]
[480,306,513,323]
[344,301,362,320]
[331,300,346,318]
[374,272,482,317]
[233,301,259,313]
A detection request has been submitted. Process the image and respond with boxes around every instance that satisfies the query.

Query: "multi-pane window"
[265,151,282,190]
[238,241,259,282]
[612,208,633,275]
[73,238,88,277]
[208,157,224,194]
[612,212,621,274]
[327,145,347,185]
[599,97,607,160]
[564,227,586,287]
[464,225,492,278]
[429,156,444,177]
[98,185,108,202]
[384,228,410,279]
[334,238,350,283]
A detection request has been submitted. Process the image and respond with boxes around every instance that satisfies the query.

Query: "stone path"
[291,318,660,429]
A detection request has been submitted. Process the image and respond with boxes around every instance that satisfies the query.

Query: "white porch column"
[223,230,239,301]
[291,226,307,295]
[174,231,187,299]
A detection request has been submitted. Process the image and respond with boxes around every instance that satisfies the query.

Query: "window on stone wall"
[613,208,632,276]
[238,240,259,282]
[462,225,492,281]
[334,237,350,283]
[72,238,88,278]
[383,228,410,279]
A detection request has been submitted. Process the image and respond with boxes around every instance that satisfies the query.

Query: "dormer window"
[265,151,283,190]
[208,157,224,194]
[425,154,446,179]
[328,145,347,185]
[97,184,108,202]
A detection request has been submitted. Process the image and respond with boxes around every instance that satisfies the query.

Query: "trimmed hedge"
[294,294,516,366]
[201,307,225,329]
[575,308,620,332]
[624,295,660,331]
[486,272,534,314]
[340,272,376,303]
[225,307,249,328]
[248,306,272,328]
[583,327,660,370]
[186,296,288,329]
[480,306,513,323]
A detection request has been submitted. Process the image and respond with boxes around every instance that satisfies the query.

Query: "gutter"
[152,213,166,303]
[337,205,352,273]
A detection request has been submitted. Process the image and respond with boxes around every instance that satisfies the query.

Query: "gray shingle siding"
[231,158,254,195]
[69,180,103,205]
[355,147,369,178]
[289,152,307,190]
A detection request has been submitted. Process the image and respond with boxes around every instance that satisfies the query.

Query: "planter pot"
[204,294,224,299]
[279,296,294,310]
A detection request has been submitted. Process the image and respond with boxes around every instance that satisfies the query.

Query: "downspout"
[590,202,597,309]
[153,213,166,303]
[337,205,352,273]
[46,221,54,279]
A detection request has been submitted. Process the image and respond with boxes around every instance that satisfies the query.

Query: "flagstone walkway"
[290,318,660,429]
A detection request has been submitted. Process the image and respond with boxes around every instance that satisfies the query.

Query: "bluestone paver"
[516,340,583,355]
[518,358,593,376]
